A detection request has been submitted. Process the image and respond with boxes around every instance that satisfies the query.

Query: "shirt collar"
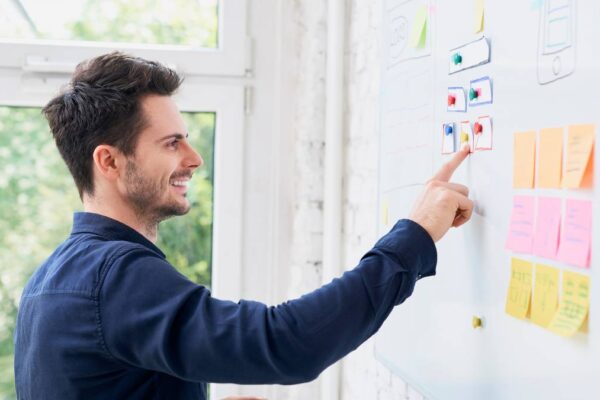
[70,212,166,259]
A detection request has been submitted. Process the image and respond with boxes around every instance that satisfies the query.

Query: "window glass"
[0,0,219,48]
[0,107,215,398]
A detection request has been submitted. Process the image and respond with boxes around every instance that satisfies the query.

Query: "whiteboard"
[374,0,599,399]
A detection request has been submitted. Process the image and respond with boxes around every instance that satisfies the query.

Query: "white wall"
[341,1,424,399]
[236,1,427,398]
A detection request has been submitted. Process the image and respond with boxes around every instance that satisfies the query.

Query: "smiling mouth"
[170,179,190,188]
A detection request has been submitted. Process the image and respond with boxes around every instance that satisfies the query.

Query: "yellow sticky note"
[513,131,536,188]
[505,258,533,320]
[562,124,595,189]
[537,128,563,188]
[531,264,559,328]
[409,5,428,49]
[381,200,389,226]
[547,271,590,337]
[474,0,484,33]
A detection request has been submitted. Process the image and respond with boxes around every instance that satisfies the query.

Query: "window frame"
[0,0,248,77]
[0,0,247,301]
[0,4,249,397]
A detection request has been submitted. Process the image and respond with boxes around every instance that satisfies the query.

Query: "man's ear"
[92,145,125,182]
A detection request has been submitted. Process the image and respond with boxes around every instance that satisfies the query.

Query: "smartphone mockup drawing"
[537,0,576,84]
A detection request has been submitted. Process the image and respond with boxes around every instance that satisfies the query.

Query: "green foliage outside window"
[0,2,219,398]
[0,108,215,399]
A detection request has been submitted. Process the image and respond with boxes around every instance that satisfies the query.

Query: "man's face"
[122,95,203,222]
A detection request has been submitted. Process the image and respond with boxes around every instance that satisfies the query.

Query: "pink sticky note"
[557,199,592,268]
[506,196,535,254]
[533,197,561,259]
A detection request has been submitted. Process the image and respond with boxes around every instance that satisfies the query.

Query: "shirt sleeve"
[98,218,436,384]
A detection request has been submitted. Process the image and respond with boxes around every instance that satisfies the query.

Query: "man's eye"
[168,140,179,148]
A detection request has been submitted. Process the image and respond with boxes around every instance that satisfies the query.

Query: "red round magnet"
[447,95,456,106]
[474,122,483,134]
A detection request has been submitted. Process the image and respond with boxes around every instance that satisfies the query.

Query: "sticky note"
[409,5,428,48]
[381,200,389,226]
[474,0,485,33]
[531,264,559,328]
[505,258,533,319]
[533,197,561,259]
[557,199,592,268]
[505,196,535,254]
[537,128,563,188]
[562,124,595,188]
[513,131,536,188]
[547,271,590,337]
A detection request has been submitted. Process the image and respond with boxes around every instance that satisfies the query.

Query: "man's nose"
[185,144,203,170]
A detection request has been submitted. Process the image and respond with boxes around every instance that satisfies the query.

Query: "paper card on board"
[562,124,595,189]
[448,36,491,74]
[460,121,474,152]
[474,116,492,150]
[505,196,535,254]
[533,197,561,259]
[531,264,559,328]
[468,77,493,107]
[447,87,467,112]
[505,258,533,319]
[513,131,536,188]
[537,127,563,188]
[547,271,590,337]
[557,199,592,268]
[442,123,456,154]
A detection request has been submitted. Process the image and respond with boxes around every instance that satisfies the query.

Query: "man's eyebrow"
[156,133,189,143]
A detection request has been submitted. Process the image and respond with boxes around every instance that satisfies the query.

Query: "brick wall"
[279,0,426,398]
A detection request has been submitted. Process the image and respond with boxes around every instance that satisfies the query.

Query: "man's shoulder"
[24,234,166,298]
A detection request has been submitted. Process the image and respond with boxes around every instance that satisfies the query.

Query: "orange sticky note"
[513,131,536,188]
[547,271,590,337]
[537,128,563,188]
[562,124,594,188]
[531,264,559,328]
[505,258,533,320]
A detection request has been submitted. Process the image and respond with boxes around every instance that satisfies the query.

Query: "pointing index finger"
[433,144,469,182]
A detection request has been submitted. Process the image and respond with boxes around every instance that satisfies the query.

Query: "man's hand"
[408,144,473,242]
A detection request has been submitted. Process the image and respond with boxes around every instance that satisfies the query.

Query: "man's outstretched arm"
[98,146,472,385]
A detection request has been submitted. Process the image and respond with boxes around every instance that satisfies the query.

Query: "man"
[14,52,472,400]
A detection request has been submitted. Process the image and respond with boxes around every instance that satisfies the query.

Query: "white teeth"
[171,180,189,187]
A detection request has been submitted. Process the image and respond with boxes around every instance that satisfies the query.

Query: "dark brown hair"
[42,51,182,199]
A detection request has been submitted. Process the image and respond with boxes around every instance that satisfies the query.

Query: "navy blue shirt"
[14,212,436,399]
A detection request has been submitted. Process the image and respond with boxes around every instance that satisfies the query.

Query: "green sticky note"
[409,5,428,48]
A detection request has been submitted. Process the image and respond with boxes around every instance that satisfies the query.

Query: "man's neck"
[83,200,158,243]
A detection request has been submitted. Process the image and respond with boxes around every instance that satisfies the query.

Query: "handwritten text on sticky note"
[505,258,533,319]
[531,264,559,328]
[506,196,535,254]
[547,271,590,337]
[563,124,594,189]
[533,197,561,259]
[557,199,592,268]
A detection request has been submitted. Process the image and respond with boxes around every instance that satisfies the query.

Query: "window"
[0,1,246,397]
[1,0,219,48]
